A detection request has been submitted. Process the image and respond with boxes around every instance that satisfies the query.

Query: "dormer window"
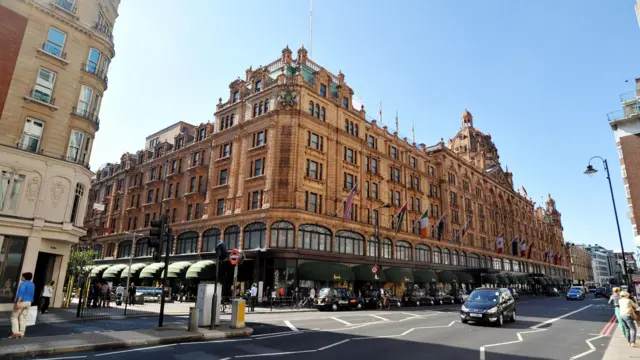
[320,84,327,97]
[343,97,348,109]
[233,91,239,103]
[198,128,206,141]
[255,80,262,93]
[177,137,184,149]
[154,147,162,158]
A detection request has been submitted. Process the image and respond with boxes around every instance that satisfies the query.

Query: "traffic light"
[148,217,165,262]
[215,240,228,261]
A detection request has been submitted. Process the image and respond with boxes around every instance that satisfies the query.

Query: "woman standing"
[609,287,628,338]
[40,281,54,314]
[619,291,639,347]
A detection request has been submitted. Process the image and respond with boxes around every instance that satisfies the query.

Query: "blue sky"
[96,0,640,252]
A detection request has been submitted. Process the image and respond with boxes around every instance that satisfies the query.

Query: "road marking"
[317,339,351,351]
[95,344,175,357]
[569,335,605,359]
[330,317,352,326]
[284,320,298,331]
[369,314,390,321]
[600,315,616,336]
[401,312,420,317]
[180,338,252,346]
[35,357,87,360]
[252,330,296,338]
[530,305,593,329]
[235,349,317,358]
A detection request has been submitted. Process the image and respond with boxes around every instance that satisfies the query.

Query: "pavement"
[601,322,640,359]
[10,295,618,360]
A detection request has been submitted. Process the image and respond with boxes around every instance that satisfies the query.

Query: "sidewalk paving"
[0,323,253,359]
[601,325,640,360]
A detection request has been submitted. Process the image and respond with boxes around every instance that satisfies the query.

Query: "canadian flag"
[496,234,504,254]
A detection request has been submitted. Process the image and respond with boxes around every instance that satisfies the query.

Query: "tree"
[66,245,97,284]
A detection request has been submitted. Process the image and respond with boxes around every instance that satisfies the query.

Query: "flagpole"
[309,0,312,58]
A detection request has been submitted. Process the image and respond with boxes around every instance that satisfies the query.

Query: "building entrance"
[34,252,57,309]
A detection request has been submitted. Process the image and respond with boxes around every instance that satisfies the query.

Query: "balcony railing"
[71,106,100,128]
[8,142,90,169]
[41,42,67,59]
[93,22,114,41]
[54,0,76,14]
[608,101,640,122]
[26,89,55,106]
[81,63,108,85]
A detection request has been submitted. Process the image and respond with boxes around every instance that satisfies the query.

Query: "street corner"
[200,324,254,339]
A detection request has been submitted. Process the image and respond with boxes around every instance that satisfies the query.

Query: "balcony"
[53,0,76,14]
[5,142,91,169]
[93,22,114,42]
[608,91,640,123]
[71,107,100,129]
[81,63,108,86]
[24,89,56,109]
[144,177,162,186]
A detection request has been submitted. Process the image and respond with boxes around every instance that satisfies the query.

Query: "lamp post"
[584,156,632,288]
[374,203,391,280]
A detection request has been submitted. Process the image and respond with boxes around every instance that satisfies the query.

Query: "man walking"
[40,280,54,314]
[249,283,257,312]
[9,272,35,339]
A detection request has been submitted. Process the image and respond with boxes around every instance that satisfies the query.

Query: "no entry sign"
[372,265,378,274]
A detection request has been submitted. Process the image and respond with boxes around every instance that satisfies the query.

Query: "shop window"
[335,230,364,256]
[243,222,266,249]
[270,221,294,248]
[224,226,240,250]
[298,224,331,252]
[395,241,412,261]
[0,236,27,304]
[382,238,392,259]
[161,236,174,256]
[367,237,378,257]
[177,231,199,254]
[93,244,104,259]
[135,238,152,257]
[116,240,132,258]
[415,244,431,262]
[468,253,480,268]
[433,246,442,264]
[452,250,459,266]
[202,228,221,252]
[442,248,451,265]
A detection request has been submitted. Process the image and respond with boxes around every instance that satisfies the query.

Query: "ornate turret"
[545,193,562,227]
[462,109,473,128]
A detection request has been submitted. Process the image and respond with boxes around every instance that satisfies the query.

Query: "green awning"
[89,264,111,279]
[120,263,148,279]
[414,269,438,283]
[139,263,165,279]
[186,260,217,280]
[495,274,508,285]
[102,264,128,280]
[505,275,518,284]
[161,261,193,279]
[383,267,414,283]
[352,264,386,282]
[454,271,474,284]
[516,275,527,284]
[298,262,354,282]
[482,274,498,284]
[525,277,535,284]
[438,270,458,284]
[533,277,545,285]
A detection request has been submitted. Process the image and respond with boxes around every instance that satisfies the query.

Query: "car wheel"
[496,313,504,327]
[332,303,338,312]
[510,309,516,322]
[462,319,468,324]
[416,301,420,307]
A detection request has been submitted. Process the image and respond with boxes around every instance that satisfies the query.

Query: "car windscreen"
[467,290,500,303]
[569,287,582,292]
[318,288,331,297]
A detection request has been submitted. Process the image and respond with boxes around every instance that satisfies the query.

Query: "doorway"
[34,252,57,308]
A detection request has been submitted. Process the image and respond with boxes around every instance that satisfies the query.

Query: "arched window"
[230,114,235,126]
[443,248,451,265]
[315,104,320,119]
[395,241,412,261]
[320,107,326,121]
[161,236,174,256]
[513,260,519,273]
[270,221,294,248]
[70,183,84,224]
[224,225,240,250]
[105,243,115,258]
[259,102,264,115]
[415,244,431,262]
[482,255,488,268]
[177,231,199,254]
[243,222,266,249]
[433,246,442,264]
[265,99,270,112]
[202,228,221,252]
[460,252,467,267]
[298,224,331,251]
[93,244,104,259]
[504,259,512,271]
[117,241,132,258]
[528,263,534,273]
[493,258,502,270]
[382,238,392,259]
[309,101,314,116]
[135,237,152,257]
[541,266,546,275]
[335,230,364,256]
[367,237,378,257]
[468,253,480,268]
[253,103,258,118]
[452,250,459,266]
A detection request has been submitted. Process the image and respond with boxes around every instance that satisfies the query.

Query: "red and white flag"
[496,234,504,254]
[520,239,527,257]
[343,182,358,220]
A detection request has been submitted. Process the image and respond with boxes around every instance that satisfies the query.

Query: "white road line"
[235,349,317,358]
[284,320,299,331]
[530,304,593,329]
[180,338,252,346]
[369,314,390,321]
[94,344,175,357]
[569,335,605,359]
[317,339,351,351]
[401,312,420,317]
[34,356,87,360]
[330,317,352,326]
[252,330,296,338]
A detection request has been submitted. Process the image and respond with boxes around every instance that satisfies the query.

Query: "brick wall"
[620,134,640,232]
[0,5,27,117]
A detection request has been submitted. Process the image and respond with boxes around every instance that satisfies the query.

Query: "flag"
[549,248,554,264]
[496,234,504,254]
[543,251,549,262]
[520,239,527,257]
[418,209,429,239]
[527,242,535,259]
[395,110,399,134]
[458,219,470,245]
[395,202,408,232]
[553,250,559,265]
[522,186,528,198]
[511,236,519,256]
[436,213,447,240]
[342,181,358,220]
[379,101,383,123]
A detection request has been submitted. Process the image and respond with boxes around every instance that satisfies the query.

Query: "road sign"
[229,249,240,265]
[372,265,378,274]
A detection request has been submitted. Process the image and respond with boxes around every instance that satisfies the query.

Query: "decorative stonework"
[278,90,298,107]
[26,177,40,202]
[50,181,65,207]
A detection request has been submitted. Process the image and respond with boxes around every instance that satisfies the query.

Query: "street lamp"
[375,203,391,280]
[583,156,632,288]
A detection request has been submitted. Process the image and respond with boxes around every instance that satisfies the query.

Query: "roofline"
[145,121,196,141]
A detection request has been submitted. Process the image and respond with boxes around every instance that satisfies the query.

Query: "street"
[26,296,615,360]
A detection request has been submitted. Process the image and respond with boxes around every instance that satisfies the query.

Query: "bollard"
[230,299,246,329]
[188,307,199,332]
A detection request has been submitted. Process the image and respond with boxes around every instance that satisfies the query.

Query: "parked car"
[594,287,611,298]
[314,288,359,311]
[451,288,469,304]
[460,288,516,327]
[361,290,402,309]
[566,286,586,301]
[544,287,560,297]
[428,288,454,305]
[403,288,435,306]
[587,285,597,293]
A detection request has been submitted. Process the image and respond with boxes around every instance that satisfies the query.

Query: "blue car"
[566,286,585,301]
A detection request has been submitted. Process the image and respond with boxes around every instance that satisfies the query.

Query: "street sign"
[229,249,240,265]
[372,265,378,274]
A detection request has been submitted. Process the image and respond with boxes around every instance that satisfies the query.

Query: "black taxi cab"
[314,287,359,311]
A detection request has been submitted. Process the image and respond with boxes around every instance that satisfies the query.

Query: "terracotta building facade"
[0,0,119,311]
[566,243,594,285]
[84,46,570,296]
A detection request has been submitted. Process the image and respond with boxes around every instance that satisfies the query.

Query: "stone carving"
[50,181,65,207]
[26,177,41,202]
[278,90,298,106]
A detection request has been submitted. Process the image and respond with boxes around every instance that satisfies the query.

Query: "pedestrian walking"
[609,287,627,338]
[619,291,639,347]
[250,283,257,312]
[115,284,125,306]
[128,283,136,306]
[40,280,54,314]
[100,282,110,307]
[9,272,35,339]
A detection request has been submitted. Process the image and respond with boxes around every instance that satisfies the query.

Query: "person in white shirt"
[309,288,316,300]
[619,291,639,347]
[41,281,54,314]
[249,284,258,312]
[115,285,125,305]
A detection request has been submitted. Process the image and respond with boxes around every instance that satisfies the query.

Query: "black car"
[314,288,359,311]
[429,289,454,305]
[594,287,611,298]
[403,288,435,306]
[460,288,516,327]
[543,287,560,297]
[361,290,402,309]
[450,289,469,304]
